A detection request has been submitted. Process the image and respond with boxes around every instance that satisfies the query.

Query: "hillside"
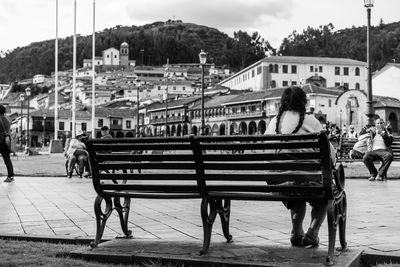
[279,21,400,72]
[0,20,271,83]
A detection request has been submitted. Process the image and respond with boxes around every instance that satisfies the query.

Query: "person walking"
[0,104,15,182]
[364,118,393,181]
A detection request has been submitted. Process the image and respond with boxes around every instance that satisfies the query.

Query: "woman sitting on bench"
[265,86,335,248]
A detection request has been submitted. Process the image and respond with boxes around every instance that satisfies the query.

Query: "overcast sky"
[1,0,399,53]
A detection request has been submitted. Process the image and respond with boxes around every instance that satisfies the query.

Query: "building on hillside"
[219,56,367,92]
[372,63,400,100]
[83,42,136,68]
[33,74,46,84]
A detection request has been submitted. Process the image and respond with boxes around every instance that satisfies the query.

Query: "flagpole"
[54,0,59,140]
[72,0,77,137]
[91,0,96,138]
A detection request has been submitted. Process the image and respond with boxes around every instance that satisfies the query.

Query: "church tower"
[120,42,129,66]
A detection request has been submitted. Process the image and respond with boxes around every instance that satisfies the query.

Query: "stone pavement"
[1,176,400,264]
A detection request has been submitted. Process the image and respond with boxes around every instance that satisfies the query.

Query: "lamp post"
[164,67,169,137]
[43,113,47,147]
[136,88,140,137]
[19,93,25,148]
[25,87,31,150]
[364,0,375,126]
[199,50,207,135]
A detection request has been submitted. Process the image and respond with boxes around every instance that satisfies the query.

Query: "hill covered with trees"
[279,21,400,71]
[1,20,400,84]
[0,20,273,83]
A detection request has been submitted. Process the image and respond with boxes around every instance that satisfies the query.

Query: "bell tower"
[120,42,129,66]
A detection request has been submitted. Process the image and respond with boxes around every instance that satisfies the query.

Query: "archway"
[238,121,247,135]
[171,125,176,136]
[389,112,398,134]
[258,120,266,135]
[192,125,198,136]
[126,132,134,137]
[177,124,182,137]
[205,125,211,136]
[230,122,238,135]
[219,123,226,136]
[248,121,257,135]
[166,126,171,137]
[212,124,219,136]
[116,132,124,138]
[183,124,188,136]
[109,131,115,138]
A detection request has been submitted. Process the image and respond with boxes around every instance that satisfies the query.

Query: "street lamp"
[25,87,31,150]
[164,67,169,137]
[364,0,375,126]
[43,112,47,147]
[136,88,140,137]
[199,49,207,135]
[19,93,25,148]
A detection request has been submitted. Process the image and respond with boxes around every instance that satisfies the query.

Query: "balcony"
[226,111,265,119]
[150,116,187,124]
[110,124,123,130]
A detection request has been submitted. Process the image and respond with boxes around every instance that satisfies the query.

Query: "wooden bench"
[337,135,400,162]
[86,132,346,265]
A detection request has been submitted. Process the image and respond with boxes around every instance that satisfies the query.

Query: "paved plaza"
[1,176,400,258]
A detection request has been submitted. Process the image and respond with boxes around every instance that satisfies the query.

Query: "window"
[274,64,279,73]
[126,120,131,129]
[173,86,176,91]
[355,83,360,89]
[114,55,117,58]
[282,65,288,73]
[98,119,103,127]
[291,65,297,74]
[329,99,332,107]
[252,70,255,77]
[107,55,110,58]
[344,83,349,89]
[270,80,276,88]
[335,67,340,75]
[81,123,87,131]
[241,106,246,113]
[158,86,161,90]
[182,86,185,91]
[282,81,288,86]
[310,66,314,72]
[335,82,341,87]
[269,64,274,73]
[70,122,72,131]
[355,67,360,76]
[343,67,349,76]
[257,66,262,74]
[59,121,64,131]
[319,66,323,72]
[112,119,119,125]
[291,81,297,85]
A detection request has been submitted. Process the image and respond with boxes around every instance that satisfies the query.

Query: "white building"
[220,56,367,92]
[372,63,400,100]
[102,48,120,66]
[33,74,46,84]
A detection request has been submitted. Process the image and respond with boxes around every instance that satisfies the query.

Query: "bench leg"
[90,195,113,248]
[326,199,337,266]
[217,199,233,243]
[200,197,217,255]
[114,196,132,238]
[338,192,348,251]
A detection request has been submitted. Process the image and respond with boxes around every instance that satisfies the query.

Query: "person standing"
[364,118,393,181]
[0,104,15,182]
[347,125,358,139]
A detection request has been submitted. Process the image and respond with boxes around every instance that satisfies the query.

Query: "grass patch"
[0,239,175,267]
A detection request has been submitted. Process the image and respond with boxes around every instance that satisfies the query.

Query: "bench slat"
[97,162,197,170]
[91,143,192,151]
[207,192,325,201]
[102,191,200,199]
[202,152,320,161]
[99,184,198,192]
[199,141,319,151]
[203,173,321,183]
[206,185,323,193]
[203,162,321,171]
[96,153,195,161]
[96,173,197,180]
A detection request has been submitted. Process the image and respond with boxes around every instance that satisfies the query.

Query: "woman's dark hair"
[275,86,307,134]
